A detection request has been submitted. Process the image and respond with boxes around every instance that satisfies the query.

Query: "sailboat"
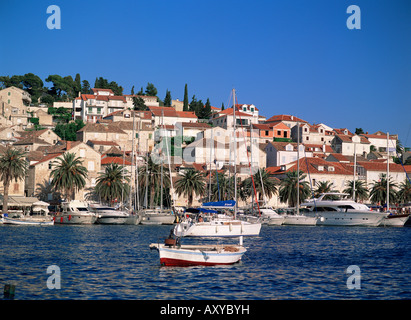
[282,122,318,226]
[379,132,410,227]
[139,109,175,225]
[174,89,261,237]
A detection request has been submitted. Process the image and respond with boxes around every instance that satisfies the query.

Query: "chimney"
[322,144,326,153]
[66,141,72,150]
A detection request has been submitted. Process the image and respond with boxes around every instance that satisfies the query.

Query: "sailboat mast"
[297,121,300,215]
[233,88,237,218]
[387,131,390,212]
[353,140,357,201]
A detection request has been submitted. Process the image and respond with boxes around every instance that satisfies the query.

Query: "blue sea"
[0,224,410,300]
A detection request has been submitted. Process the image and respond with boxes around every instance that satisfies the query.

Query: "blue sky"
[1,0,410,147]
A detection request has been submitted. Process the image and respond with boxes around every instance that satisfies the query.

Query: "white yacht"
[301,193,388,227]
[139,208,176,225]
[259,208,285,225]
[54,200,98,225]
[89,204,131,225]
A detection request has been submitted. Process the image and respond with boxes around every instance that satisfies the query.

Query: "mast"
[387,132,390,212]
[353,139,357,201]
[160,109,164,211]
[131,106,136,211]
[296,121,300,215]
[232,88,237,218]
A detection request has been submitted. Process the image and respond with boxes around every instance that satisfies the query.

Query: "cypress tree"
[183,84,189,111]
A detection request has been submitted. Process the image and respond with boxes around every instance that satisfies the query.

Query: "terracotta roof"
[357,161,405,173]
[87,140,119,146]
[176,111,197,118]
[101,157,132,166]
[92,88,114,94]
[283,157,354,175]
[265,114,307,123]
[77,123,126,134]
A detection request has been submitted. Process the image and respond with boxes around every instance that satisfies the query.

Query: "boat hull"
[96,215,129,225]
[140,212,175,225]
[2,217,54,226]
[174,221,261,237]
[380,214,410,227]
[150,243,246,266]
[283,215,318,226]
[54,214,97,225]
[306,211,387,227]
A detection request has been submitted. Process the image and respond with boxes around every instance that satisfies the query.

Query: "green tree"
[131,85,135,95]
[355,128,364,135]
[50,152,88,201]
[0,147,28,215]
[314,181,337,198]
[210,172,234,202]
[74,73,81,95]
[175,169,206,207]
[397,179,411,204]
[343,180,369,202]
[81,80,91,94]
[138,156,170,208]
[279,170,311,207]
[53,120,85,140]
[145,82,158,97]
[183,84,189,111]
[164,89,172,107]
[95,163,130,206]
[369,174,398,206]
[132,96,147,111]
[242,169,278,204]
[200,98,212,119]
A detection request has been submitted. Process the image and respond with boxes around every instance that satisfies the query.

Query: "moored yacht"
[301,193,388,226]
[54,200,98,224]
[89,203,130,225]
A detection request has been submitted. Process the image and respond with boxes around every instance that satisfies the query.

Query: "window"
[8,92,11,96]
[265,130,269,136]
[277,130,281,136]
[88,161,94,171]
[88,107,93,113]
[318,165,324,171]
[251,107,254,112]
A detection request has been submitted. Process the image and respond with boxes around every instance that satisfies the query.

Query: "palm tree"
[279,170,311,207]
[95,163,130,206]
[314,181,337,198]
[242,169,278,204]
[343,180,369,202]
[397,179,411,204]
[138,155,170,208]
[50,152,88,201]
[210,172,234,202]
[175,169,206,207]
[0,147,27,215]
[369,174,398,206]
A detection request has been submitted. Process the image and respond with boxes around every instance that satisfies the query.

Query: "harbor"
[1,223,410,300]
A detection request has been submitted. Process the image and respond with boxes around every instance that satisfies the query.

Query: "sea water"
[0,224,410,300]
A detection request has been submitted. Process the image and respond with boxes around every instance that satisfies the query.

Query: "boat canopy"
[185,208,218,214]
[201,200,236,208]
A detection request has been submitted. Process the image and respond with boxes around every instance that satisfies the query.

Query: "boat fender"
[60,217,64,223]
[320,216,325,222]
[68,215,72,221]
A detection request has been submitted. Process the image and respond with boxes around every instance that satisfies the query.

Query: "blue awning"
[201,200,236,208]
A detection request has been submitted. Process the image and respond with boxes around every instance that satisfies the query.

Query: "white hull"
[174,220,261,237]
[139,210,175,225]
[379,214,410,227]
[283,215,318,226]
[54,214,97,225]
[2,216,54,226]
[263,216,285,225]
[97,216,129,224]
[306,211,386,227]
[150,243,246,266]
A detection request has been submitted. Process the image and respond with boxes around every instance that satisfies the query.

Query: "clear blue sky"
[1,0,410,147]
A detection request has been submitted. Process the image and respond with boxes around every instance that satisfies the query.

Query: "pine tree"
[164,89,172,107]
[131,85,135,95]
[221,102,225,111]
[183,84,189,111]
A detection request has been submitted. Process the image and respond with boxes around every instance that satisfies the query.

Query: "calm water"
[0,224,410,300]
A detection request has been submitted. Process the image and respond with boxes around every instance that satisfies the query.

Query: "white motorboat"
[174,204,261,238]
[2,213,54,226]
[149,238,246,266]
[282,214,318,226]
[259,208,285,225]
[54,200,98,225]
[139,209,176,225]
[89,204,130,225]
[379,213,410,227]
[302,193,388,227]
